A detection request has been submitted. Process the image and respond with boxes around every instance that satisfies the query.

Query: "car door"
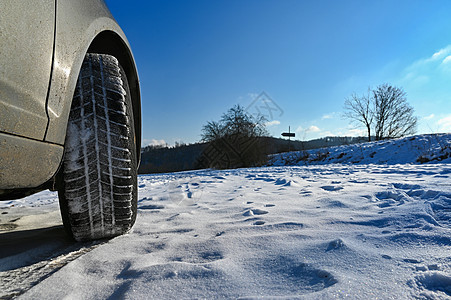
[0,1,55,140]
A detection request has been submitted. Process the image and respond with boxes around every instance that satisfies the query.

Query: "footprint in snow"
[265,222,304,230]
[392,183,421,190]
[349,180,369,184]
[140,204,165,210]
[427,194,451,227]
[244,208,269,216]
[253,220,266,226]
[407,271,451,297]
[171,250,224,264]
[374,190,408,208]
[320,185,343,192]
[242,256,337,294]
[275,178,298,187]
[404,258,422,264]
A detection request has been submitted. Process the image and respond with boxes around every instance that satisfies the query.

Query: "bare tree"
[343,89,373,142]
[199,105,268,169]
[201,120,222,142]
[344,84,417,141]
[201,105,268,142]
[372,84,417,140]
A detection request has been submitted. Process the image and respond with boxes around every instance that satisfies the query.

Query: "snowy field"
[1,135,451,299]
[269,134,451,166]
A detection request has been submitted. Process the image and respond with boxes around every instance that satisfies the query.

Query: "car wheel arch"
[87,30,141,166]
[48,30,141,192]
[52,30,141,166]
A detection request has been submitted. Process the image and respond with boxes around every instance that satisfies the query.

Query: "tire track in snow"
[0,228,104,299]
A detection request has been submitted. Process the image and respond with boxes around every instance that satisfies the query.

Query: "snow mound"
[269,133,451,166]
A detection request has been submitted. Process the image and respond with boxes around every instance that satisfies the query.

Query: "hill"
[139,142,207,174]
[138,136,369,174]
[268,133,451,166]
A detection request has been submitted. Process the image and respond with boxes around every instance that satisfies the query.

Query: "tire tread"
[58,53,137,241]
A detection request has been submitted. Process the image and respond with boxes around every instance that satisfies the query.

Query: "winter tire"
[58,53,137,241]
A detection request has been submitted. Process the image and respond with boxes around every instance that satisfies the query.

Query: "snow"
[0,134,450,299]
[268,133,451,166]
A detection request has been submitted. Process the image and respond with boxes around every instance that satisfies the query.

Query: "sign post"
[281,126,295,151]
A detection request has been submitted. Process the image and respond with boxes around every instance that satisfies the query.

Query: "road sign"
[281,132,295,137]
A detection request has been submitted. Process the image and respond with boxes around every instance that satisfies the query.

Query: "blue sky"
[105,0,451,146]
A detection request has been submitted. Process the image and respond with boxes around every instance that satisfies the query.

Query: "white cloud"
[399,45,451,88]
[295,126,304,133]
[346,128,366,136]
[306,125,320,133]
[437,115,451,132]
[321,113,336,120]
[431,47,451,60]
[295,125,320,133]
[143,139,167,147]
[266,120,280,127]
[431,51,443,60]
[426,45,451,63]
[321,131,335,137]
[423,114,435,120]
[294,125,321,139]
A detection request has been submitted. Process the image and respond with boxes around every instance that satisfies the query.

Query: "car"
[0,0,141,241]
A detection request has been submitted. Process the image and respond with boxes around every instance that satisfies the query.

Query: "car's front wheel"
[58,53,137,241]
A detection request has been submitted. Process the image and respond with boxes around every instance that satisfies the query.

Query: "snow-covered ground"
[269,133,451,166]
[1,135,450,299]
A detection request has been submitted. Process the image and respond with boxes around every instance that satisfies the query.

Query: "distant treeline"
[138,136,368,174]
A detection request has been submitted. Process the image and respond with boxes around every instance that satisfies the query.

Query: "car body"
[0,0,141,240]
[0,0,141,197]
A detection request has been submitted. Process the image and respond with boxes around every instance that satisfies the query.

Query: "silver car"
[0,0,141,241]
